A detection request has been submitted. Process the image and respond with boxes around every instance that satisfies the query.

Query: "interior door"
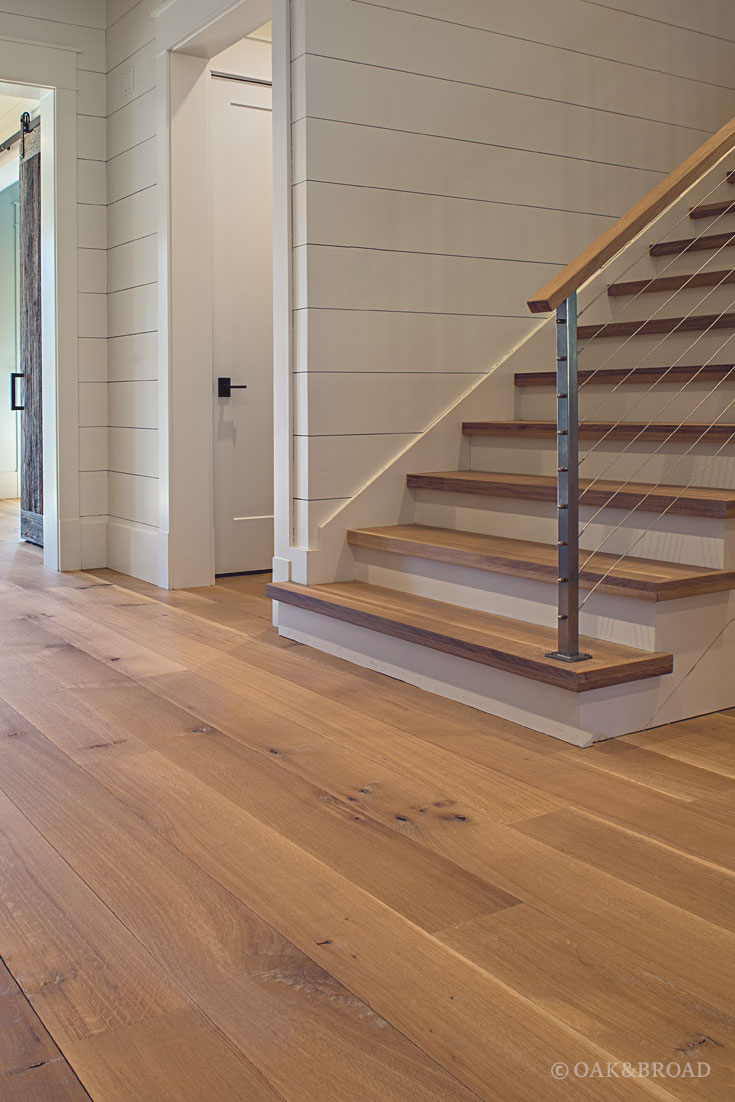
[18,116,42,545]
[210,75,273,575]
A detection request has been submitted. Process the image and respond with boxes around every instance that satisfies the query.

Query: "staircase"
[269,122,735,746]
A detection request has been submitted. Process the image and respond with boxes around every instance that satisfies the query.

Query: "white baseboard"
[108,517,165,586]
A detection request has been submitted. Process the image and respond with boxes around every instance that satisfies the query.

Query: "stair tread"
[463,420,735,441]
[266,580,673,692]
[577,312,735,339]
[406,470,735,517]
[347,524,735,601]
[607,268,735,297]
[690,200,735,220]
[515,363,735,387]
[650,231,735,257]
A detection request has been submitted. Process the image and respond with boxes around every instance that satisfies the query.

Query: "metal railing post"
[547,292,591,663]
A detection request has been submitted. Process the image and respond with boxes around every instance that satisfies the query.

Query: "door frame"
[155,0,295,589]
[0,46,79,574]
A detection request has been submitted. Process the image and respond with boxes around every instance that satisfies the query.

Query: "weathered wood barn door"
[18,113,42,545]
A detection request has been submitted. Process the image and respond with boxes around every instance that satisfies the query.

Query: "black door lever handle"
[10,372,24,410]
[217,377,248,398]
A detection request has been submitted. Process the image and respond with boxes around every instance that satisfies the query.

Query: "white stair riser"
[352,545,658,648]
[273,596,735,744]
[413,488,732,568]
[517,380,735,422]
[469,435,735,489]
[575,327,735,371]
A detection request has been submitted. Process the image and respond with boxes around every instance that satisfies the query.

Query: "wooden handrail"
[527,115,735,314]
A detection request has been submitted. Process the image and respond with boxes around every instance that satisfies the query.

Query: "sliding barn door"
[19,120,42,546]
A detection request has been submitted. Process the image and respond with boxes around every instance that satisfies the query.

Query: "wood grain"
[514,363,735,387]
[2,499,735,1100]
[527,115,735,311]
[608,268,735,296]
[577,311,735,339]
[266,580,673,691]
[347,524,735,601]
[19,126,42,547]
[690,199,735,219]
[650,230,735,257]
[463,420,735,441]
[406,469,735,517]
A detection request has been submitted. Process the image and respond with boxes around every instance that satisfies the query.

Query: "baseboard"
[107,516,165,586]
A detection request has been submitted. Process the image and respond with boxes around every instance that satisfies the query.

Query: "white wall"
[290,0,735,547]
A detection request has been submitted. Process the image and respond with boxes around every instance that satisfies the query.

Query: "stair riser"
[352,545,658,648]
[575,327,735,371]
[412,489,732,568]
[273,597,735,744]
[516,380,735,422]
[469,435,735,489]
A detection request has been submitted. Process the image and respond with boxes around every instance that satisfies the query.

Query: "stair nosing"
[406,470,735,518]
[514,363,735,387]
[461,420,735,441]
[266,580,673,693]
[347,525,735,602]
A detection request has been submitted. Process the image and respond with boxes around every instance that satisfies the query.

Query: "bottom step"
[266,581,672,693]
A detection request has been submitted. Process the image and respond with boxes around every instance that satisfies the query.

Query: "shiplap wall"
[291,0,735,545]
[0,1,107,563]
[104,0,158,574]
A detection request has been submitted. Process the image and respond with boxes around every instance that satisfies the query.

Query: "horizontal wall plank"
[108,234,156,293]
[78,115,106,161]
[108,185,156,248]
[79,337,108,382]
[78,204,107,249]
[0,0,106,27]
[78,292,107,339]
[297,0,733,131]
[108,88,156,160]
[107,0,156,71]
[296,54,709,175]
[294,118,665,217]
[78,248,107,293]
[0,12,105,70]
[108,380,157,429]
[295,371,479,436]
[78,382,108,428]
[80,470,108,515]
[579,0,735,39]
[107,41,156,115]
[295,432,418,498]
[109,471,158,527]
[294,309,534,374]
[356,0,735,86]
[294,180,614,263]
[294,244,556,315]
[107,138,156,204]
[109,426,158,477]
[108,332,158,381]
[79,426,108,472]
[108,283,157,337]
[78,69,106,116]
[78,158,106,204]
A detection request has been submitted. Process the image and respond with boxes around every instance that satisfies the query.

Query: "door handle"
[10,372,24,411]
[217,377,248,398]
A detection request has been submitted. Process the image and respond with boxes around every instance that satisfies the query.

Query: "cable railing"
[526,114,735,662]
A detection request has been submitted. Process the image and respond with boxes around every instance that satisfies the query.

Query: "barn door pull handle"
[217,377,248,398]
[10,372,24,411]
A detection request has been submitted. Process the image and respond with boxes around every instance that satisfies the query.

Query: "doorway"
[209,43,274,575]
[0,95,41,543]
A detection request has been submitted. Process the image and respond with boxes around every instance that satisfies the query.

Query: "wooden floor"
[1,499,734,1101]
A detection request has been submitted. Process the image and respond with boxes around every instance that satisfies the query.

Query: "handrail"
[527,115,735,314]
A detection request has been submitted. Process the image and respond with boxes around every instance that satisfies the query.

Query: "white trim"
[155,0,294,588]
[0,43,80,574]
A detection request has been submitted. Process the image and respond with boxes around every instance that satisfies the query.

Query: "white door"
[210,75,273,575]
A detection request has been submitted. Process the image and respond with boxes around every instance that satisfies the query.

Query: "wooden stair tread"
[607,268,735,297]
[266,580,673,693]
[577,312,735,339]
[462,420,735,441]
[689,200,735,220]
[649,231,735,257]
[406,470,735,518]
[347,525,735,601]
[515,363,735,387]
